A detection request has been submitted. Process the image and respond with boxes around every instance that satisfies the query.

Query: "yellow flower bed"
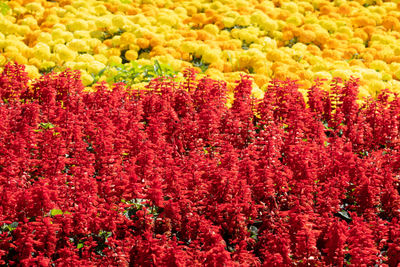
[1,0,400,98]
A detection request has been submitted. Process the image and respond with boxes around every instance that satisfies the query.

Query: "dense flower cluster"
[1,62,400,265]
[1,0,400,95]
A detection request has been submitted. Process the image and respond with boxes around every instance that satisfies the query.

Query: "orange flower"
[325,38,341,49]
[382,16,400,31]
[353,28,369,41]
[192,13,207,25]
[322,49,342,61]
[136,38,150,49]
[307,44,322,56]
[196,30,214,41]
[298,30,316,44]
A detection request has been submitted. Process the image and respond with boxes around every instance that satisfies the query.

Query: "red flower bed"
[1,62,400,266]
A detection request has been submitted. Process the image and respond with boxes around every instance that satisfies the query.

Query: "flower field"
[1,0,400,266]
[1,0,400,96]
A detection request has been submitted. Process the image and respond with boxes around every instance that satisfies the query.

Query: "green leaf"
[154,60,162,76]
[77,242,84,249]
[39,122,55,130]
[1,222,18,232]
[50,209,63,216]
[0,2,10,15]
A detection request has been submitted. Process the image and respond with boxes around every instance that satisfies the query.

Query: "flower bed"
[1,0,400,96]
[1,63,400,265]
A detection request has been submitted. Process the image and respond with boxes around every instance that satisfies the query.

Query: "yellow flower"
[80,70,94,86]
[0,55,6,65]
[67,19,89,32]
[125,50,138,61]
[382,72,392,81]
[361,69,382,81]
[120,32,136,46]
[25,2,44,14]
[331,69,352,80]
[368,80,386,95]
[33,42,51,61]
[222,17,235,28]
[54,44,77,62]
[87,61,106,74]
[286,14,303,27]
[266,49,283,62]
[313,71,332,81]
[370,60,388,72]
[202,49,220,64]
[204,24,219,35]
[95,16,112,29]
[25,65,40,79]
[111,15,126,29]
[234,15,251,27]
[40,60,56,71]
[319,20,337,33]
[67,39,89,53]
[74,31,91,39]
[281,2,299,13]
[108,56,122,65]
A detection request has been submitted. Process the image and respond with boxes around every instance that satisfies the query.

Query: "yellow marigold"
[32,42,51,61]
[112,36,121,47]
[382,72,392,81]
[25,65,40,79]
[108,56,122,65]
[234,15,251,27]
[361,69,382,81]
[125,50,138,61]
[266,49,283,62]
[319,20,337,33]
[313,71,332,81]
[112,15,126,29]
[25,2,44,14]
[54,44,77,62]
[67,39,89,53]
[298,29,316,43]
[67,19,89,32]
[75,30,91,39]
[222,17,235,28]
[137,38,150,49]
[368,80,386,95]
[95,16,112,29]
[281,2,299,13]
[40,60,56,71]
[94,4,108,15]
[331,69,352,80]
[180,41,198,54]
[314,29,330,45]
[311,61,328,72]
[203,24,219,35]
[202,49,220,64]
[370,60,388,72]
[62,32,74,43]
[286,14,303,27]
[80,70,94,86]
[93,54,108,64]
[87,61,106,74]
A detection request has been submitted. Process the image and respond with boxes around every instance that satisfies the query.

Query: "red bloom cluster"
[1,62,400,266]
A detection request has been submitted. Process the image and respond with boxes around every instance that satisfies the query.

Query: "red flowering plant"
[1,62,400,265]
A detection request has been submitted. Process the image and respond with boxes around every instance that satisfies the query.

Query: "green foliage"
[1,222,18,233]
[0,1,10,15]
[191,55,209,72]
[93,60,177,86]
[50,209,63,216]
